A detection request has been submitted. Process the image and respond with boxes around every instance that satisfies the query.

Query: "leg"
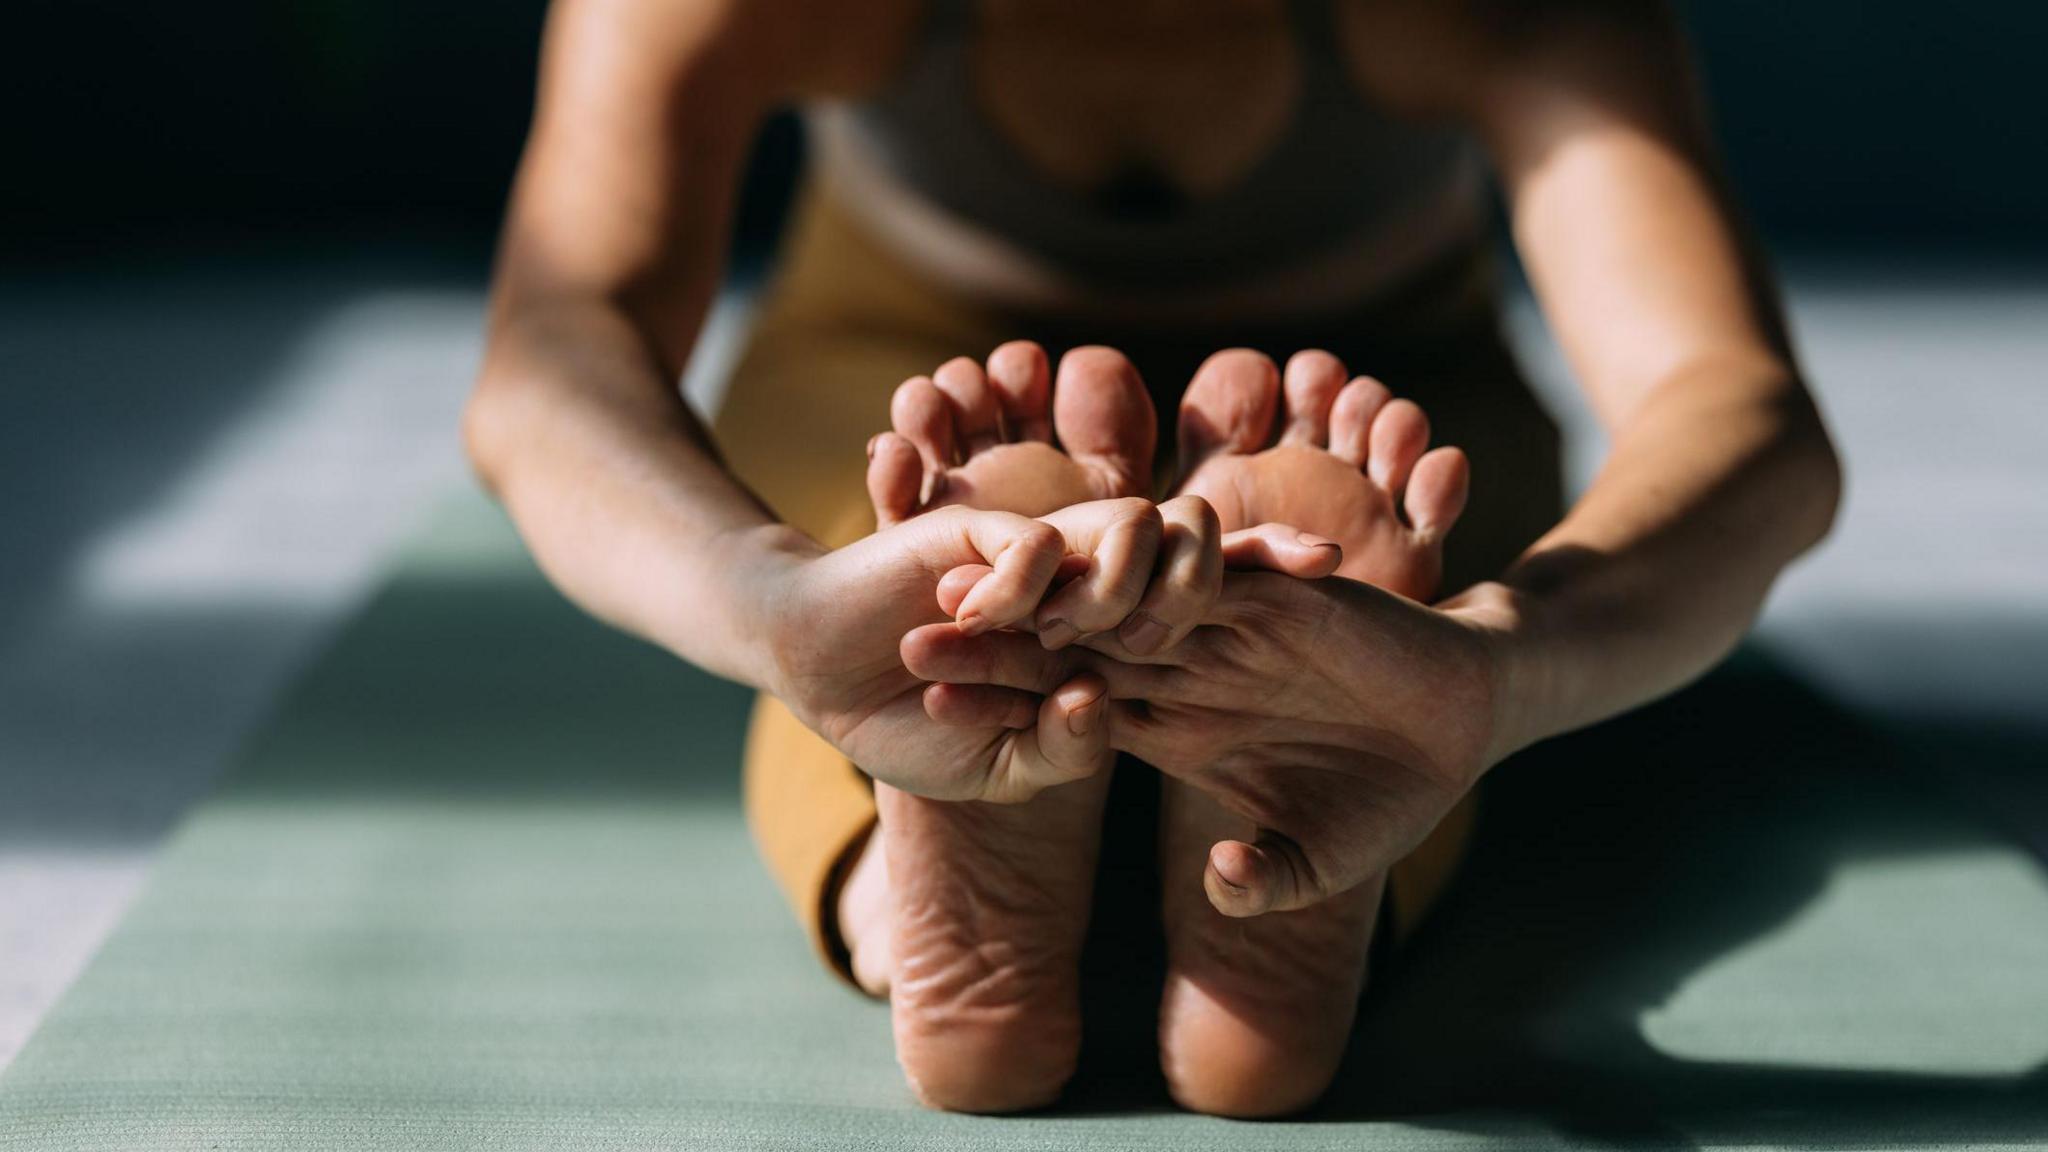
[1157,349,1471,1116]
[860,344,1156,1112]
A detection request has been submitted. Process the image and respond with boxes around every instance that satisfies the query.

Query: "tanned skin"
[465,0,1841,1117]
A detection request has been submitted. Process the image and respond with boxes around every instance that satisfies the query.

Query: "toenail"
[1038,619,1080,650]
[1296,531,1339,550]
[1120,612,1170,656]
[958,613,991,638]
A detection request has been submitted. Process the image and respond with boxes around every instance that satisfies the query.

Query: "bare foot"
[1175,349,1465,593]
[845,342,1156,1112]
[873,341,1153,521]
[1156,349,1469,1116]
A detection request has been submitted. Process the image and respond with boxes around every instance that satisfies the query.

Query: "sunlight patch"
[1640,848,2048,1077]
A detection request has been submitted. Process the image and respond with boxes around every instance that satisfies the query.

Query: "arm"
[903,3,1845,912]
[463,0,916,690]
[467,0,1335,804]
[1358,1,1842,759]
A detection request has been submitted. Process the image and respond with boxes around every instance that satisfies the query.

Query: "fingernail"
[865,434,881,460]
[1038,619,1079,650]
[1296,531,1340,550]
[1119,611,1170,656]
[957,613,990,637]
[1065,692,1102,737]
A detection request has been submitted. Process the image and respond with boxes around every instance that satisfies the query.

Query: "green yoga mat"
[5,490,2046,1150]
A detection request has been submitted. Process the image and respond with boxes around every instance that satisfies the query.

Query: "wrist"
[1437,579,1558,771]
[675,521,825,695]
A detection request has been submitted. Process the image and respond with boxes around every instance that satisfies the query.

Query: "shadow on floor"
[1065,653,2048,1147]
[85,530,2042,1146]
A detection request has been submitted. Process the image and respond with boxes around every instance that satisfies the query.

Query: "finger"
[1219,523,1345,578]
[902,623,1069,693]
[1033,498,1164,648]
[922,682,1041,730]
[865,431,923,529]
[1116,494,1221,656]
[1205,830,1326,917]
[986,340,1052,442]
[937,555,1087,619]
[1103,696,1175,761]
[934,356,1003,454]
[984,673,1111,803]
[890,376,958,496]
[939,509,1067,634]
[935,563,993,618]
[1067,626,1186,681]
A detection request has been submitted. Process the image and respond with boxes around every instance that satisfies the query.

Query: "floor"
[1,254,2042,1071]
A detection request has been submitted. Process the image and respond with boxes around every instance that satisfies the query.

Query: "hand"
[908,567,1511,915]
[764,498,1340,804]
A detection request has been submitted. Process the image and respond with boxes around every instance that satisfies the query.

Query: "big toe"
[1052,345,1157,498]
[1177,348,1280,479]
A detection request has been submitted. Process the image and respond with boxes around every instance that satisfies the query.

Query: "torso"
[811,0,1483,324]
[969,0,1303,199]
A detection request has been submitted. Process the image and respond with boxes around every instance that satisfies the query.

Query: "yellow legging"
[713,183,1564,983]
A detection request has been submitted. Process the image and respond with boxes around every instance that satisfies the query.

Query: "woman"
[463,0,1841,1117]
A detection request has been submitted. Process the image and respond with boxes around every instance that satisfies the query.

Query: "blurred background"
[2,1,2044,1068]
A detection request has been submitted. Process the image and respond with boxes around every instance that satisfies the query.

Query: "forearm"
[466,300,819,689]
[1420,3,1847,762]
[1452,359,1840,761]
[462,0,840,688]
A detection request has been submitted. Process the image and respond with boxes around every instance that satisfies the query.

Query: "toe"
[891,375,957,491]
[866,432,924,528]
[986,340,1053,442]
[1366,397,1431,499]
[1177,349,1279,479]
[1053,345,1158,498]
[1279,350,1347,446]
[1404,445,1470,539]
[1327,375,1392,467]
[935,356,1003,455]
